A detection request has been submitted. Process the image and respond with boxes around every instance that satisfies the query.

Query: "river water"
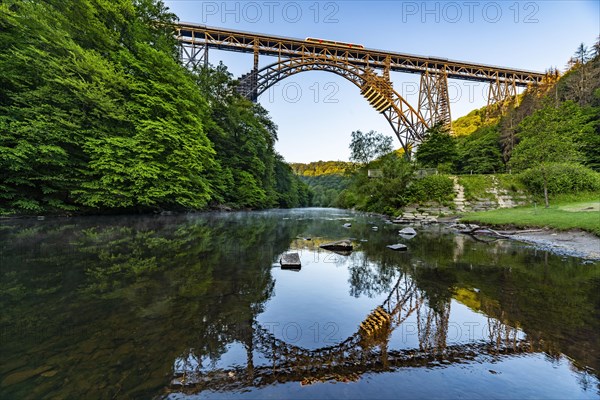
[0,208,598,399]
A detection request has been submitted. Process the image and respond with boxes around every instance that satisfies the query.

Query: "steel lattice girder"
[175,22,544,86]
[418,69,452,129]
[174,22,543,153]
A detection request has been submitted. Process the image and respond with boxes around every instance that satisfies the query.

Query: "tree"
[564,42,599,106]
[0,0,307,214]
[574,43,591,65]
[349,130,393,164]
[509,102,586,207]
[592,36,600,58]
[456,126,504,174]
[415,123,458,172]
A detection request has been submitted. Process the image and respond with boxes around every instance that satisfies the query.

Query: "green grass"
[461,192,600,236]
[457,175,495,201]
[496,173,528,193]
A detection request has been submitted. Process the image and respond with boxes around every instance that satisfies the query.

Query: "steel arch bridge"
[174,22,546,154]
[167,273,528,394]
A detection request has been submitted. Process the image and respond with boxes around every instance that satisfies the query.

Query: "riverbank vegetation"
[461,192,600,235]
[0,0,310,215]
[2,0,598,220]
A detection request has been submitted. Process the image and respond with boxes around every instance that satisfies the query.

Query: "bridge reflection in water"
[167,271,528,394]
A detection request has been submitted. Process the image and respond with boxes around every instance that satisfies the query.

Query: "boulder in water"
[398,227,417,236]
[387,244,408,251]
[280,253,301,269]
[320,239,353,252]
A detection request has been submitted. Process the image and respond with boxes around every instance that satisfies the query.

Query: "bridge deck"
[175,22,545,85]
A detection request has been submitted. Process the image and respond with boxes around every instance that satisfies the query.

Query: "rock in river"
[320,240,353,252]
[280,252,301,269]
[387,244,408,251]
[398,227,417,236]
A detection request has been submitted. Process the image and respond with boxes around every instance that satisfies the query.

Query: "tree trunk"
[543,172,549,208]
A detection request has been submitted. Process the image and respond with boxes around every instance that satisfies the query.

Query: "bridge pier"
[486,76,518,119]
[178,33,208,69]
[418,69,452,131]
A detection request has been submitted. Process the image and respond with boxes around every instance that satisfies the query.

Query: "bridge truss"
[174,22,545,153]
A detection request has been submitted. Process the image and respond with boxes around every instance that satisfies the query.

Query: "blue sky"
[164,0,600,162]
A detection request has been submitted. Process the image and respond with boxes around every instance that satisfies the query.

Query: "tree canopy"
[0,0,310,214]
[415,123,458,171]
[349,130,393,164]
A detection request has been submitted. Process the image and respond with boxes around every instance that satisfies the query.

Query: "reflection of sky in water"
[258,249,393,349]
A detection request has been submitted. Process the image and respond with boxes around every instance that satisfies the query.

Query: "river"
[1,208,598,399]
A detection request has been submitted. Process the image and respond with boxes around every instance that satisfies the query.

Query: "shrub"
[518,163,600,195]
[496,173,527,193]
[406,175,455,204]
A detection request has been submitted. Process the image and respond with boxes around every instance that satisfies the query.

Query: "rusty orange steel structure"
[174,22,545,153]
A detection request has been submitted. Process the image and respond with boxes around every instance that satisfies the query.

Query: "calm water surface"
[0,208,599,399]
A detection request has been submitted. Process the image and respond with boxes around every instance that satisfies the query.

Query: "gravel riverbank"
[510,229,600,261]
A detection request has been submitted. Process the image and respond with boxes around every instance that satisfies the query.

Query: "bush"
[406,175,455,204]
[518,163,600,195]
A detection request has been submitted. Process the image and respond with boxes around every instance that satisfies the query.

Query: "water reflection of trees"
[1,212,599,398]
[0,212,308,399]
[347,252,398,298]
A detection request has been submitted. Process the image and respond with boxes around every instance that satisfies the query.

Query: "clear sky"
[164,0,599,163]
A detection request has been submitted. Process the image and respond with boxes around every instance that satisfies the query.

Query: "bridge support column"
[253,39,259,71]
[236,40,261,102]
[418,68,452,131]
[417,299,451,353]
[486,76,517,119]
[237,70,259,102]
[179,38,208,69]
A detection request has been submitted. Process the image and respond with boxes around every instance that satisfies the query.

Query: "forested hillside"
[289,161,353,207]
[290,161,352,176]
[0,0,310,214]
[427,43,600,176]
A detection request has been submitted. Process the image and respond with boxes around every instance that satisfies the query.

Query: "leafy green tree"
[415,123,458,172]
[0,0,307,214]
[349,130,393,164]
[196,64,278,209]
[299,174,349,207]
[456,126,504,174]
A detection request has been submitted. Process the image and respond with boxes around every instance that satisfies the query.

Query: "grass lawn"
[461,193,600,236]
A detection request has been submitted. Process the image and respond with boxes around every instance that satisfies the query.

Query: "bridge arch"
[237,57,429,154]
[169,271,527,393]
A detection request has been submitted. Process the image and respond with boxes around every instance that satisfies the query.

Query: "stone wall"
[394,175,529,223]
